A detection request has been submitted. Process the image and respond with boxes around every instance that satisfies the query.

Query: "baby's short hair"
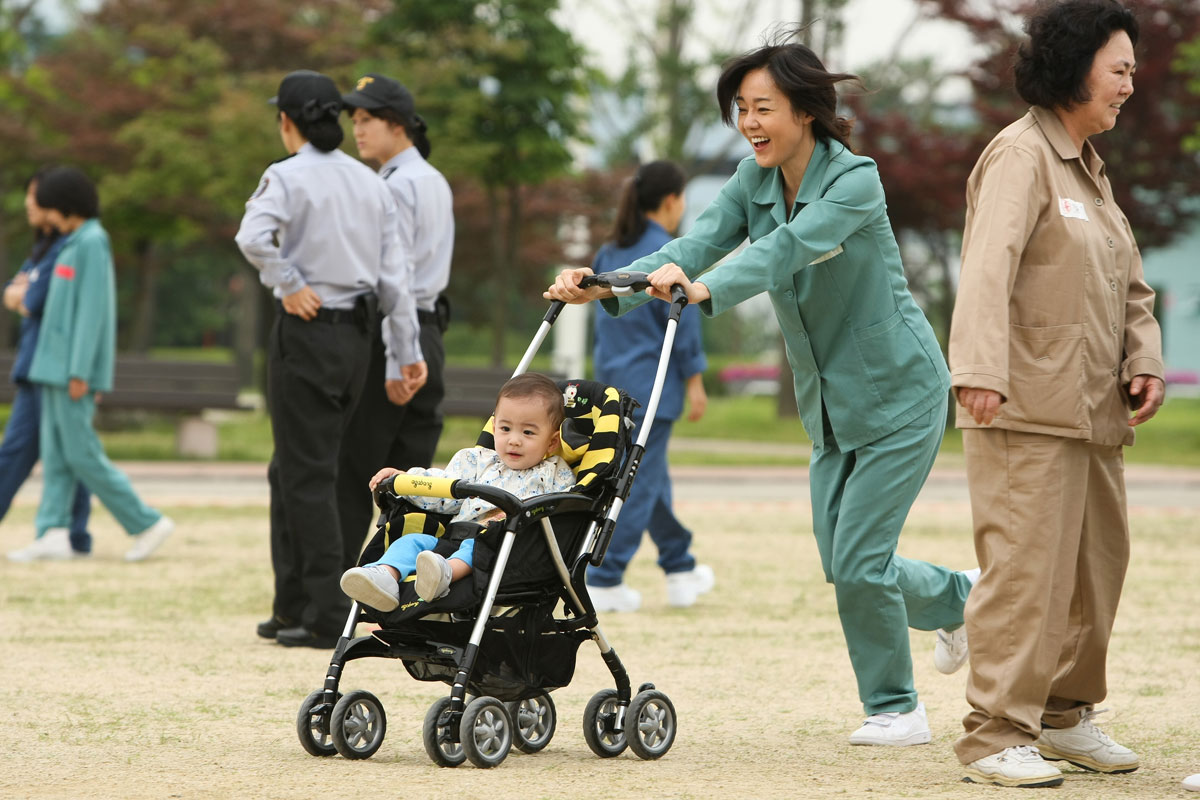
[496,373,565,431]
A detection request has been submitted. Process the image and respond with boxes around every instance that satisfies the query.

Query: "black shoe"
[276,625,340,649]
[256,615,293,639]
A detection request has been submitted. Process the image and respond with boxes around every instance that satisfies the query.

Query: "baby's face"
[493,395,559,470]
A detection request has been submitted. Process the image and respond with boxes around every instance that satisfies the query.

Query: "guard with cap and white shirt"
[235,69,425,649]
[336,73,455,570]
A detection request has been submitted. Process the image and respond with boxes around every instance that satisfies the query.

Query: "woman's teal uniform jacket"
[27,219,117,394]
[604,139,949,452]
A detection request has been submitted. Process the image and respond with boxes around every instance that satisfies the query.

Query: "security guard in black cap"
[236,69,425,648]
[336,73,456,569]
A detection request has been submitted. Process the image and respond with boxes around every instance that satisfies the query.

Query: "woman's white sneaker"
[7,528,75,562]
[666,564,715,607]
[125,516,175,562]
[963,746,1064,787]
[1035,711,1139,773]
[588,583,641,613]
[934,567,979,673]
[848,701,931,746]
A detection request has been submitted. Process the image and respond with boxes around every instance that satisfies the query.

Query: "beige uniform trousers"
[954,427,1129,765]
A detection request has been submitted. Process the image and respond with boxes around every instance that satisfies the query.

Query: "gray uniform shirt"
[235,143,422,376]
[381,147,454,312]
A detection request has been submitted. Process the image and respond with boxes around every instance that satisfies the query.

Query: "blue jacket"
[7,234,67,383]
[592,221,707,421]
[604,140,950,452]
[28,219,117,393]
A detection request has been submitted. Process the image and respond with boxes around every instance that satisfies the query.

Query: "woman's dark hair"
[611,160,687,248]
[716,37,859,150]
[34,165,100,220]
[26,167,60,260]
[288,111,344,152]
[366,106,432,159]
[1015,0,1139,109]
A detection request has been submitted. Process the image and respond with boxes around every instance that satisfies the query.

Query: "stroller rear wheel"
[461,696,514,768]
[582,689,627,758]
[331,690,387,759]
[507,693,557,753]
[422,697,466,767]
[624,689,676,760]
[296,690,341,757]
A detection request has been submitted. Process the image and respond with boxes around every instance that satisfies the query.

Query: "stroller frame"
[296,273,690,767]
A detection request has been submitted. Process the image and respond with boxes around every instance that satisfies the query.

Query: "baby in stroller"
[340,373,575,609]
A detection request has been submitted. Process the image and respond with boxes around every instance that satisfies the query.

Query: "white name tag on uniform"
[808,244,844,265]
[1058,197,1089,221]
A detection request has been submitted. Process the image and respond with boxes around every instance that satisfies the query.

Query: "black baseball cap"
[269,70,342,119]
[341,73,416,117]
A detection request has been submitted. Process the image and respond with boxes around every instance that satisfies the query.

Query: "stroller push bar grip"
[451,481,524,518]
[580,270,650,296]
[388,474,459,499]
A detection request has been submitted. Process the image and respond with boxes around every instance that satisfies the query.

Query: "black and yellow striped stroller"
[295,272,689,768]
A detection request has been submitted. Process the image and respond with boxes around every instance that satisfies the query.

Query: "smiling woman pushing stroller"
[547,35,976,746]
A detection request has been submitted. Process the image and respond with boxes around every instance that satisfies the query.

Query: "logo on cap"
[356,76,375,91]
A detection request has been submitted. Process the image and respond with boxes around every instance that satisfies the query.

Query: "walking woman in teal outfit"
[27,167,174,562]
[548,39,975,745]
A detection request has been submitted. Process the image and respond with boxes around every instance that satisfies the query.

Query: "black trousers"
[267,311,371,635]
[336,315,446,570]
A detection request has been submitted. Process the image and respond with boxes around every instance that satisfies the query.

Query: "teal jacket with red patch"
[28,218,117,393]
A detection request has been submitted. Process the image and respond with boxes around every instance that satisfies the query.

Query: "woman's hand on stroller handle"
[645,263,707,306]
[544,267,609,304]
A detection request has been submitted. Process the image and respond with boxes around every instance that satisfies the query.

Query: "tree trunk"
[129,240,160,354]
[231,265,259,391]
[487,183,506,367]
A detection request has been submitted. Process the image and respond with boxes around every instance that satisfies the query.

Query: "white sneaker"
[1183,773,1200,792]
[340,564,401,611]
[934,567,980,674]
[963,745,1064,787]
[7,528,77,562]
[588,582,641,613]
[848,701,931,746]
[1035,710,1139,773]
[666,563,715,608]
[414,550,453,601]
[124,515,175,562]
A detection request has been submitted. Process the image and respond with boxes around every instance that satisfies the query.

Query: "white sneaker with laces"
[7,528,76,562]
[666,563,715,607]
[848,701,931,746]
[124,515,175,562]
[1035,709,1139,773]
[588,582,641,613]
[963,745,1064,787]
[415,551,453,601]
[934,566,980,674]
[340,564,401,611]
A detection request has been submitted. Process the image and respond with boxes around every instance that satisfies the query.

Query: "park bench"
[441,365,566,418]
[0,352,244,457]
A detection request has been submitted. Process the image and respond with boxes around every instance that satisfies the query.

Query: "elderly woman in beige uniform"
[949,0,1164,788]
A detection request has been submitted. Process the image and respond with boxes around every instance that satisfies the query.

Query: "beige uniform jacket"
[949,106,1162,446]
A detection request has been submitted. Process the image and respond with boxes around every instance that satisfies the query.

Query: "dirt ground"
[2,486,1198,799]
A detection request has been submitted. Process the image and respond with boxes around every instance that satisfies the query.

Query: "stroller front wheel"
[582,689,628,758]
[461,696,514,768]
[624,689,676,760]
[508,693,557,753]
[296,690,341,757]
[422,697,466,767]
[331,690,387,759]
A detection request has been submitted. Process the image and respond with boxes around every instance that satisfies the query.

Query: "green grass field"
[69,393,1200,467]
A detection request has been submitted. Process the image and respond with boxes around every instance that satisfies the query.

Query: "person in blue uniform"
[587,160,713,612]
[24,166,173,562]
[548,40,974,746]
[4,169,93,561]
[236,70,424,649]
[336,73,456,571]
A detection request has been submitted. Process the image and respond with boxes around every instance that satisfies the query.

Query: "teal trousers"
[810,400,972,715]
[35,387,160,537]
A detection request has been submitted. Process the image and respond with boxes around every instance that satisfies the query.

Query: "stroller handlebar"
[578,271,689,309]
